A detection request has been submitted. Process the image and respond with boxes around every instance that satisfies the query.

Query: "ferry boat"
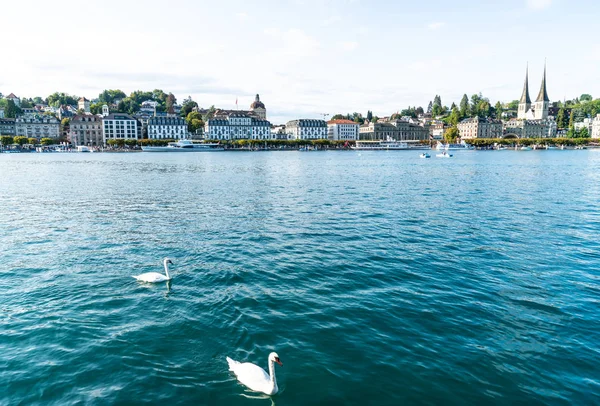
[435,140,474,151]
[351,140,409,150]
[141,139,224,152]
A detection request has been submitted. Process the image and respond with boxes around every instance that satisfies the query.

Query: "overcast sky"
[1,0,598,124]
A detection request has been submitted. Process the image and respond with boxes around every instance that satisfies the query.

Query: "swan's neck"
[163,262,170,279]
[268,359,277,386]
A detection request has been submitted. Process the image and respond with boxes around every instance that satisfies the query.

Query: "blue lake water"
[1,150,600,405]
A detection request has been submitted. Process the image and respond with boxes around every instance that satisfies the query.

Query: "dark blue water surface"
[1,150,599,405]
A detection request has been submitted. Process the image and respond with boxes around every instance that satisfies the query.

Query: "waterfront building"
[592,114,600,139]
[358,122,398,140]
[327,119,359,141]
[205,112,271,140]
[6,93,20,107]
[0,118,16,135]
[249,94,267,120]
[102,113,139,144]
[574,118,593,133]
[140,100,158,114]
[286,119,327,140]
[457,117,503,139]
[69,115,103,146]
[389,120,429,141]
[429,121,446,140]
[503,119,557,138]
[271,125,287,139]
[15,115,60,139]
[148,116,188,140]
[78,97,90,113]
[517,63,549,120]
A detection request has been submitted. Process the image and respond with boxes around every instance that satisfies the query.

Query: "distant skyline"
[2,0,599,124]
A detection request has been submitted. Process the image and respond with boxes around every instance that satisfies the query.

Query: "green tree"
[444,126,459,143]
[579,127,590,138]
[61,118,70,128]
[495,101,503,120]
[181,96,198,117]
[459,94,469,117]
[27,137,38,145]
[568,110,575,129]
[40,138,54,145]
[20,98,33,108]
[98,89,126,104]
[5,100,21,118]
[33,97,45,105]
[13,136,28,145]
[507,100,520,110]
[366,110,373,121]
[47,92,78,107]
[331,114,345,120]
[0,136,14,145]
[202,105,217,121]
[580,94,593,102]
[556,107,567,128]
[448,106,461,126]
[186,111,204,133]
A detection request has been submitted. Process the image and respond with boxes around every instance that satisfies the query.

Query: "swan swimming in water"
[227,352,283,395]
[133,258,173,283]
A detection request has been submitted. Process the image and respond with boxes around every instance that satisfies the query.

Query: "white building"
[327,119,359,141]
[457,117,503,139]
[592,114,600,139]
[140,100,159,114]
[574,117,593,133]
[15,116,60,140]
[70,114,103,146]
[6,93,20,107]
[286,119,327,140]
[205,112,271,140]
[148,116,188,140]
[503,119,557,138]
[78,97,90,113]
[102,113,139,144]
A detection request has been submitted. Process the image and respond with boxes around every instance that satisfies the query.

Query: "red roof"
[327,119,357,125]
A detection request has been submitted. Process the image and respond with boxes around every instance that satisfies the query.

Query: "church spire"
[535,61,549,102]
[520,64,531,104]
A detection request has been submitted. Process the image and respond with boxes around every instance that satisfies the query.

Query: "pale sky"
[1,0,598,124]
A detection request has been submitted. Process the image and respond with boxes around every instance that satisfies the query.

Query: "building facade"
[503,119,557,138]
[591,114,600,139]
[102,113,139,144]
[15,116,60,139]
[78,97,90,113]
[327,119,359,141]
[205,112,271,140]
[389,120,429,141]
[457,117,503,139]
[286,119,327,140]
[249,94,266,120]
[0,118,16,135]
[70,114,103,146]
[148,116,188,139]
[358,122,398,140]
[6,93,20,107]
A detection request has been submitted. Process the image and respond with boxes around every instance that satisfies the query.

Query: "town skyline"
[2,0,599,123]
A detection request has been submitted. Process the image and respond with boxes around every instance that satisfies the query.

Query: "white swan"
[133,258,173,283]
[227,352,283,395]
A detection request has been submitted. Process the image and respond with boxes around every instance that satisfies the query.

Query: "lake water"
[1,150,599,405]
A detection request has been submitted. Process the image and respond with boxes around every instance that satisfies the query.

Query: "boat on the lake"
[351,140,409,150]
[419,153,430,158]
[436,151,453,158]
[435,140,474,151]
[142,140,224,152]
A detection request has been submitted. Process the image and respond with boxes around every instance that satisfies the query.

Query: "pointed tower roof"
[520,65,531,104]
[535,62,549,102]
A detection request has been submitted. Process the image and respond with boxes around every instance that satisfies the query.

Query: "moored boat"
[419,153,430,158]
[142,139,224,152]
[351,140,409,150]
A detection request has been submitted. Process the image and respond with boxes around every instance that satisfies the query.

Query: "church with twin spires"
[517,63,550,120]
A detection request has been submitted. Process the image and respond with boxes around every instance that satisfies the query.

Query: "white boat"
[142,139,224,152]
[351,140,409,150]
[436,151,453,158]
[77,146,91,153]
[520,146,532,151]
[435,140,474,150]
[419,153,430,158]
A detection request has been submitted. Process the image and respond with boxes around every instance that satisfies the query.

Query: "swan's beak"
[275,357,283,366]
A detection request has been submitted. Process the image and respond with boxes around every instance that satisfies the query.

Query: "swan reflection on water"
[240,393,277,406]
